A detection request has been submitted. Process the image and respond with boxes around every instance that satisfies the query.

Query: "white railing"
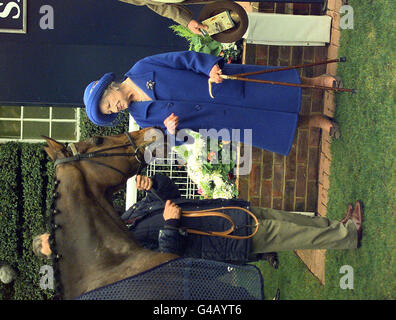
[126,115,199,210]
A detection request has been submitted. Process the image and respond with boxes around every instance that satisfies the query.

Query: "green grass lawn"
[257,0,396,300]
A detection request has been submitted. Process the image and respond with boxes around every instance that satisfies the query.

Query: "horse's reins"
[54,132,259,240]
[54,132,145,178]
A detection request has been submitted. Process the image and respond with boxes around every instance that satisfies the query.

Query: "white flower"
[221,42,236,50]
[171,129,237,200]
[212,175,224,186]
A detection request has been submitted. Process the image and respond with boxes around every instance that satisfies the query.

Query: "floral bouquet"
[218,41,243,64]
[172,130,238,199]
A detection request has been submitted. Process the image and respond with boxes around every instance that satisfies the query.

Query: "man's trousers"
[250,207,358,253]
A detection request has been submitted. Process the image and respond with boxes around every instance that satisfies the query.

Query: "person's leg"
[252,207,330,227]
[250,207,358,253]
[301,75,341,88]
[298,114,333,131]
[297,114,340,138]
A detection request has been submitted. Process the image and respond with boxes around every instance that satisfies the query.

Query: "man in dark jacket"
[34,174,363,267]
[123,174,271,264]
[121,174,364,265]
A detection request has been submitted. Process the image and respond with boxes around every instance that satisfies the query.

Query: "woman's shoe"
[331,75,344,89]
[265,252,279,269]
[329,120,341,139]
[323,115,341,139]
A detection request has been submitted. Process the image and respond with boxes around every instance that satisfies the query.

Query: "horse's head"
[41,127,172,299]
[43,127,164,193]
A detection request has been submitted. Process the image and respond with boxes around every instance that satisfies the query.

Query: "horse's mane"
[48,176,63,299]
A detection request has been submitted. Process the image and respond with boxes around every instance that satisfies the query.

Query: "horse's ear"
[42,135,67,161]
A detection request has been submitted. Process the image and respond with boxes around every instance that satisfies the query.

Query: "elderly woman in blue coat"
[84,51,340,156]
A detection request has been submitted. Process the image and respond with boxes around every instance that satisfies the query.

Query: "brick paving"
[236,0,343,284]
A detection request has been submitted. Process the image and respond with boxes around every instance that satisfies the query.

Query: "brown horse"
[43,127,178,299]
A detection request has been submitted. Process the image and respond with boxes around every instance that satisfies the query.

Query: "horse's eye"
[91,137,104,145]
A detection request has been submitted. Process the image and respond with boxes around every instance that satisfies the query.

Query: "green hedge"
[0,143,20,299]
[79,108,129,140]
[0,143,52,299]
[0,109,129,300]
[14,144,53,300]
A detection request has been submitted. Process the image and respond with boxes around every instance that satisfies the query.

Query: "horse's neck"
[57,175,138,250]
[54,168,177,299]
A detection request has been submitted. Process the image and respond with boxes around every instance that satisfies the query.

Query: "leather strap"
[181,206,259,240]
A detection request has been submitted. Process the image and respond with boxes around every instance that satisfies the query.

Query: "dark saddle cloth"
[75,257,264,300]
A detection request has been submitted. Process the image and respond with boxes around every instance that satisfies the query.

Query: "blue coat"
[125,51,301,155]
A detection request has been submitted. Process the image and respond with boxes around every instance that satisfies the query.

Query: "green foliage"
[169,25,243,63]
[13,144,52,300]
[0,143,53,300]
[169,25,222,56]
[0,143,19,264]
[204,139,236,181]
[79,108,130,141]
[0,143,20,299]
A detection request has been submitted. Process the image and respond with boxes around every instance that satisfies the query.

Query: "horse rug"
[76,257,264,300]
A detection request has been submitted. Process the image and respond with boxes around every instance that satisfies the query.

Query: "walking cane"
[208,57,357,98]
[229,57,347,78]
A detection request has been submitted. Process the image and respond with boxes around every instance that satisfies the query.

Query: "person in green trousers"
[33,175,363,268]
[250,202,362,253]
[119,175,364,257]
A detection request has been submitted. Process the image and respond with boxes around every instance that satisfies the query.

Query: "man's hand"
[209,64,223,84]
[136,175,153,191]
[187,19,209,35]
[163,200,182,221]
[164,113,179,135]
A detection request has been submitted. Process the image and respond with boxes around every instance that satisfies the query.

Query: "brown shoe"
[257,252,279,269]
[341,203,354,224]
[351,200,364,247]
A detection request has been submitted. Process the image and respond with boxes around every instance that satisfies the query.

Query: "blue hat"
[83,72,118,126]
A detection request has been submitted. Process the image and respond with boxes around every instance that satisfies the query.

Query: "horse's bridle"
[54,132,146,178]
